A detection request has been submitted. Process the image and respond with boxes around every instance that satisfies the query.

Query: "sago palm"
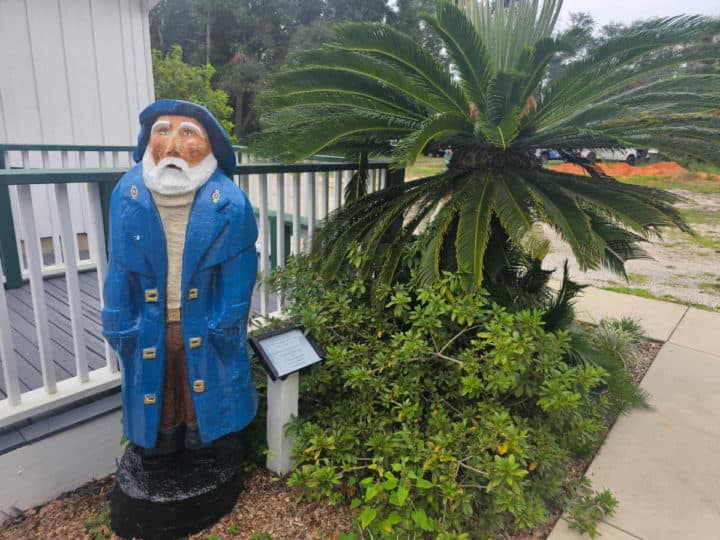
[251,0,720,293]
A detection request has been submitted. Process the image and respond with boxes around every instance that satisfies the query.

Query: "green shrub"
[268,255,622,537]
[566,478,619,538]
[84,506,111,540]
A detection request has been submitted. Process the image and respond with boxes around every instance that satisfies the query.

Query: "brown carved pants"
[159,322,197,431]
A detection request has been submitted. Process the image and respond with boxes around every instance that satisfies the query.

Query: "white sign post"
[249,327,323,476]
[266,372,299,475]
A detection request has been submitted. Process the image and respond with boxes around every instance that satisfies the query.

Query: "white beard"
[142,150,217,196]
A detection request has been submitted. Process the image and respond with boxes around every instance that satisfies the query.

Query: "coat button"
[189,337,202,349]
[142,348,156,360]
[144,394,157,405]
[188,288,199,300]
[145,289,159,303]
[193,380,205,393]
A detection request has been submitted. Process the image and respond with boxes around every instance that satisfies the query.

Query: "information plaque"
[249,327,323,381]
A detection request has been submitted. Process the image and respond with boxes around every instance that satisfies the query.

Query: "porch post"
[0,153,23,289]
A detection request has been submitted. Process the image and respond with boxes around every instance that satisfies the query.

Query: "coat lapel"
[181,171,230,292]
[120,172,167,278]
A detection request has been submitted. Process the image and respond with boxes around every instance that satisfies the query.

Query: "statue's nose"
[164,135,181,157]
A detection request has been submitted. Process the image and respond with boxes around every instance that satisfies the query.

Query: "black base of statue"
[110,439,245,540]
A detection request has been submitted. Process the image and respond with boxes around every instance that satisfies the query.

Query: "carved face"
[148,115,211,168]
[142,115,217,196]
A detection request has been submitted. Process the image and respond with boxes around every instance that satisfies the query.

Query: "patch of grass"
[691,234,720,252]
[679,208,719,226]
[688,162,720,175]
[618,173,720,194]
[603,285,658,300]
[84,506,112,540]
[627,273,649,285]
[698,282,720,292]
[601,285,720,312]
[405,155,445,179]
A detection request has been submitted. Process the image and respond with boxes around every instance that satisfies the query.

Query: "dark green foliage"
[569,317,650,416]
[84,506,112,540]
[152,45,235,137]
[566,478,619,538]
[150,0,440,138]
[267,255,637,537]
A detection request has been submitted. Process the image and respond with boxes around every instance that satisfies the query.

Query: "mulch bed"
[0,341,663,540]
[0,470,353,540]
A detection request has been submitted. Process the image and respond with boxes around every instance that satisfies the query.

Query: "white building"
[0,0,158,522]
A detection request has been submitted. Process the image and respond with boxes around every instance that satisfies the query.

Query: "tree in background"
[149,0,445,138]
[152,45,235,137]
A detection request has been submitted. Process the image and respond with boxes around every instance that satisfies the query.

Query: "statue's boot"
[185,423,217,464]
[137,423,185,469]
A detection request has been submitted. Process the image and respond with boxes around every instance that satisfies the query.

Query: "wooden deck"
[1,271,271,398]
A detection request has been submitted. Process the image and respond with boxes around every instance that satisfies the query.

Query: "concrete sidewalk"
[549,288,720,540]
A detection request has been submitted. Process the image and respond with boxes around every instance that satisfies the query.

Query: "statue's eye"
[184,129,192,136]
[160,128,169,135]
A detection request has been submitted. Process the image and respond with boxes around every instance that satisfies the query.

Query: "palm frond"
[457,0,562,72]
[330,23,467,114]
[455,172,497,286]
[393,113,474,165]
[253,109,416,161]
[420,2,493,110]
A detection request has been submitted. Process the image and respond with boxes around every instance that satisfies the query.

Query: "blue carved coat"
[102,164,258,448]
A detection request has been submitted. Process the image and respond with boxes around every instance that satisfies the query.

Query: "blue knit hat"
[133,99,236,176]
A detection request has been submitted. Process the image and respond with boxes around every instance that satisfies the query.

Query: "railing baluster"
[292,172,301,256]
[40,151,63,267]
[0,283,21,405]
[306,172,316,251]
[275,173,286,312]
[380,167,387,190]
[87,182,117,373]
[320,171,329,220]
[16,185,57,394]
[55,183,89,383]
[343,170,351,202]
[258,173,270,317]
[334,170,342,212]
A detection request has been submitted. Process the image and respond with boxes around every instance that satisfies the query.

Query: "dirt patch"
[542,187,720,310]
[550,161,689,177]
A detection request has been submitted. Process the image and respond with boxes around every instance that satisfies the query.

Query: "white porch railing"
[0,144,391,428]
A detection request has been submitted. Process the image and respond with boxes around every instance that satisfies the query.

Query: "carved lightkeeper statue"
[102,99,258,539]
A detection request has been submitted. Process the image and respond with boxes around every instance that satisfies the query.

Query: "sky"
[558,0,720,30]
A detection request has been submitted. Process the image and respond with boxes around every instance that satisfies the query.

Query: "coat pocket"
[209,301,249,345]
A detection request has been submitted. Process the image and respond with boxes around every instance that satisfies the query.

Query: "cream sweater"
[150,191,195,310]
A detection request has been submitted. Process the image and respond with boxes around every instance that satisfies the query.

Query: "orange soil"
[550,161,688,178]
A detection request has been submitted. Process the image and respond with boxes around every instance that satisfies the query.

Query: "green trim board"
[0,144,135,152]
[0,152,22,289]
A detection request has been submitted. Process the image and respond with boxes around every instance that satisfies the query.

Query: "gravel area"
[542,189,720,310]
